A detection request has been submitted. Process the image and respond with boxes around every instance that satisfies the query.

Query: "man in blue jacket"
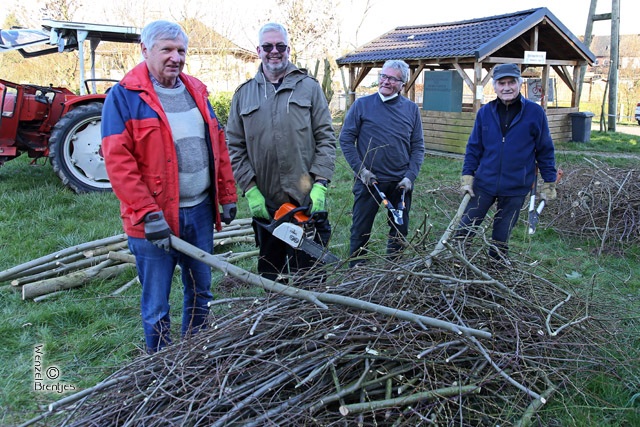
[456,63,557,266]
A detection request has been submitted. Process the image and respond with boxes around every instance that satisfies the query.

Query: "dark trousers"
[456,187,526,258]
[252,213,331,281]
[349,180,411,267]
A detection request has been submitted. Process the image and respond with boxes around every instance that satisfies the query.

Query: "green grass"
[1,138,639,425]
[555,129,640,154]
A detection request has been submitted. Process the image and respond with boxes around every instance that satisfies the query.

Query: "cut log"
[21,261,130,300]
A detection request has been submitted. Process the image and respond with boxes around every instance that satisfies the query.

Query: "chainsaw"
[254,203,340,264]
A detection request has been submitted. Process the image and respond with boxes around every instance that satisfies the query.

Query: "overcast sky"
[2,0,636,49]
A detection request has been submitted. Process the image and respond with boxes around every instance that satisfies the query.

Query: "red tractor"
[0,20,140,193]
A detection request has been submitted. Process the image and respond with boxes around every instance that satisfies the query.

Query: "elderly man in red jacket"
[102,20,237,354]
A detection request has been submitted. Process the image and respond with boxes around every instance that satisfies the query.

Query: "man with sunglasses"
[340,60,425,267]
[227,22,336,281]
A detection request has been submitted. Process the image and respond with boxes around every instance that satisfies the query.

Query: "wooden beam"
[553,65,575,92]
[530,26,539,50]
[540,65,550,110]
[352,66,372,90]
[348,66,356,106]
[405,63,426,101]
[486,56,581,66]
[453,63,474,92]
[406,63,425,89]
[592,13,612,21]
[571,65,581,108]
[474,62,483,112]
[481,64,493,86]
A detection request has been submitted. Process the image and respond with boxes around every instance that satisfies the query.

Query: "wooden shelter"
[336,7,596,152]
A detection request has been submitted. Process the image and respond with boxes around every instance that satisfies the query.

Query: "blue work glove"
[397,177,412,192]
[358,168,377,186]
[221,203,237,225]
[144,211,171,252]
[245,186,270,220]
[309,183,327,213]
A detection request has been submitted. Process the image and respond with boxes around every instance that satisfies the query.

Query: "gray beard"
[264,60,288,75]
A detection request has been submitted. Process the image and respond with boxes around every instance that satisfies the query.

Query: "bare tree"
[270,0,339,65]
[42,0,82,21]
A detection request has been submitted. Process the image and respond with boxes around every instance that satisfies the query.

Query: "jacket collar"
[120,62,205,94]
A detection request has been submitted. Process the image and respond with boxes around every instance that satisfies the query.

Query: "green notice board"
[423,70,463,112]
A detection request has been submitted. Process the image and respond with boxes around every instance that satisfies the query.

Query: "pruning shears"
[371,182,404,225]
[528,167,563,235]
[527,187,545,235]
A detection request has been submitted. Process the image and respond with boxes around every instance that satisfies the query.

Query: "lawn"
[0,130,638,426]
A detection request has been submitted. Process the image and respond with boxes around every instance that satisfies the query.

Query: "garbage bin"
[569,111,595,142]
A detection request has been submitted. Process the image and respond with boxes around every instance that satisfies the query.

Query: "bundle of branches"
[0,219,256,301]
[545,159,640,253]
[25,238,629,427]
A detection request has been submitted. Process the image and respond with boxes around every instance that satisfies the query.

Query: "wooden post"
[607,0,620,131]
[473,62,483,112]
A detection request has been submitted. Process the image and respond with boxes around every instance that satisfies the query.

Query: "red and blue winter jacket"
[101,62,237,238]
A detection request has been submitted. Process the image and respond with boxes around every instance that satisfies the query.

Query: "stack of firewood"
[0,219,256,301]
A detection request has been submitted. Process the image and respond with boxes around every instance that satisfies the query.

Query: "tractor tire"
[49,102,112,193]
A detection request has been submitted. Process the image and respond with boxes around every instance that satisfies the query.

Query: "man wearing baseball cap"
[455,63,557,268]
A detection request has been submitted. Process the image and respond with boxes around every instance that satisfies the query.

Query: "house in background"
[336,8,595,152]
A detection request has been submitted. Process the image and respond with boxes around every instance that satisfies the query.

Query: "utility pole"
[583,0,620,132]
[607,0,620,132]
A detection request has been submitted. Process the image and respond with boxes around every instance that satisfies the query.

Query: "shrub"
[210,92,233,127]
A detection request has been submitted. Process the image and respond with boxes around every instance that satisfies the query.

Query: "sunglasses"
[260,43,288,53]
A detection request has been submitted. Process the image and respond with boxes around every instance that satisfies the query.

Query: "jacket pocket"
[131,120,161,138]
[239,104,260,117]
[142,173,165,203]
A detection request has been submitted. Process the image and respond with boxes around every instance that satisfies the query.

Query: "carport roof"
[336,7,595,67]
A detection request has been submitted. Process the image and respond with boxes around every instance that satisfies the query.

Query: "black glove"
[221,203,237,225]
[144,211,171,252]
[358,168,377,186]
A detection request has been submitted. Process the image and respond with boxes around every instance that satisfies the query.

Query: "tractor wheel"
[49,102,111,193]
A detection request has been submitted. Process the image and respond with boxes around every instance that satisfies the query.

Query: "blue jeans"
[349,180,411,267]
[128,197,214,353]
[456,187,526,259]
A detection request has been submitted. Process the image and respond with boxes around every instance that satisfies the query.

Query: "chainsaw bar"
[269,221,340,264]
[255,204,341,265]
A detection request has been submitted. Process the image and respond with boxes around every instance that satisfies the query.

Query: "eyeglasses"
[379,73,403,84]
[260,43,288,53]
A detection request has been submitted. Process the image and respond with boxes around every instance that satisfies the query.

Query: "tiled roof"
[337,7,594,66]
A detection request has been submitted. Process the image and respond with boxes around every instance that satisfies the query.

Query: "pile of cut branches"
[546,160,639,253]
[23,237,630,427]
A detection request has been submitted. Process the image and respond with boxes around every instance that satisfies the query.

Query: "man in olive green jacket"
[226,22,336,281]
